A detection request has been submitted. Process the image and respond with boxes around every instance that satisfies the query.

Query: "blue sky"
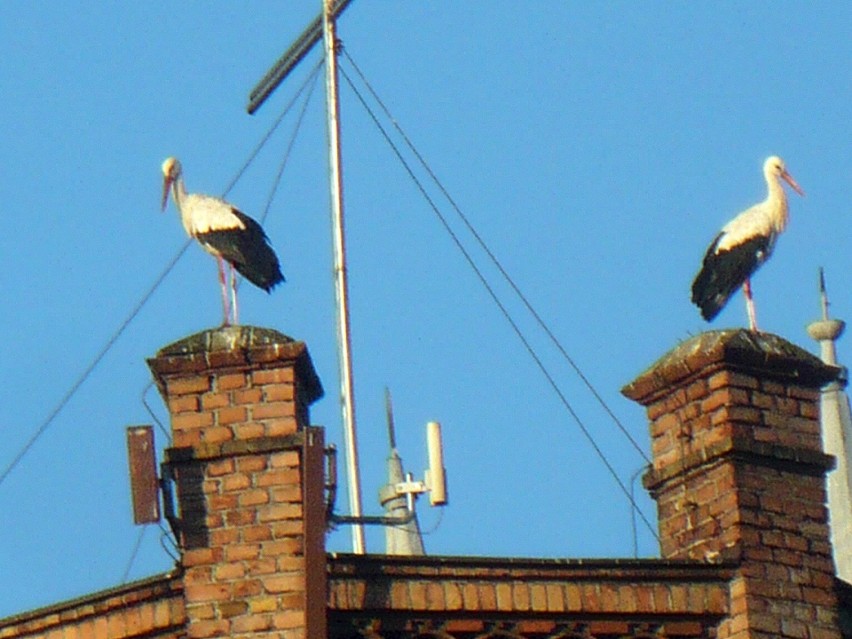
[1,1,850,618]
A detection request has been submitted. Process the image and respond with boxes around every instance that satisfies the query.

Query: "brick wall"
[328,555,734,639]
[623,329,841,639]
[0,574,184,639]
[148,326,326,639]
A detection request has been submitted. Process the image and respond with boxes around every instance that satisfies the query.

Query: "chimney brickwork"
[147,327,325,639]
[624,330,842,639]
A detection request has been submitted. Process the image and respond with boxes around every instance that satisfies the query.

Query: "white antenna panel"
[425,421,448,506]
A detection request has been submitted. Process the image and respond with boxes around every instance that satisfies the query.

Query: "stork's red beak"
[782,170,805,197]
[161,175,173,211]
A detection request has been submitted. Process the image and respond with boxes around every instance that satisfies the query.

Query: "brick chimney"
[623,329,842,639]
[148,326,326,639]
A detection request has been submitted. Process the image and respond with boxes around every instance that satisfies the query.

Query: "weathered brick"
[200,392,230,410]
[214,562,246,581]
[186,619,229,639]
[224,543,260,562]
[249,596,279,613]
[183,547,220,567]
[252,402,291,420]
[408,581,427,610]
[217,405,247,425]
[217,372,247,391]
[173,430,202,447]
[206,458,235,476]
[269,451,300,468]
[185,582,230,603]
[222,472,252,492]
[169,394,200,413]
[166,375,211,396]
[265,417,299,436]
[252,367,295,385]
[272,610,305,630]
[232,579,263,599]
[247,557,278,575]
[529,583,547,612]
[258,503,303,522]
[237,456,267,473]
[201,425,233,444]
[239,488,271,507]
[230,614,271,633]
[234,387,263,404]
[263,574,305,594]
[218,601,248,618]
[172,411,214,431]
[256,468,300,487]
[234,422,266,439]
[243,524,274,543]
[444,582,463,610]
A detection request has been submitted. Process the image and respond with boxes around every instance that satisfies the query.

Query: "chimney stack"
[623,329,842,639]
[148,326,326,639]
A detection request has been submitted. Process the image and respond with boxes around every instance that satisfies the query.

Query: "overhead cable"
[339,62,658,540]
[0,61,322,492]
[341,49,650,466]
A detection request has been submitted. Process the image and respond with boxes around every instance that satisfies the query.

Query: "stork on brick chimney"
[807,268,852,582]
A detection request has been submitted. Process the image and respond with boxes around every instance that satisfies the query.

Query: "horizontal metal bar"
[330,508,416,527]
[247,0,353,115]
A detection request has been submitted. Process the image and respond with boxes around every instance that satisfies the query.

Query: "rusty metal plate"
[126,425,161,525]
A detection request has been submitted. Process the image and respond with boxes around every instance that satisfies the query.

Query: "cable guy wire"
[0,65,320,492]
[342,49,649,465]
[339,63,658,540]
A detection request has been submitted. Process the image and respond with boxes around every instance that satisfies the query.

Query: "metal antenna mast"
[246,0,365,553]
[321,0,365,554]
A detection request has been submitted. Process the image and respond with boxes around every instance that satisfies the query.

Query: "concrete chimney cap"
[622,329,841,406]
[154,325,297,356]
[147,325,324,405]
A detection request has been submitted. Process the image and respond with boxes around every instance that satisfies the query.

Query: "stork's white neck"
[765,169,790,234]
[170,173,195,236]
[170,173,188,210]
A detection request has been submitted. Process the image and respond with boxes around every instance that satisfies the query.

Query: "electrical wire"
[142,381,172,445]
[0,242,191,490]
[0,62,322,493]
[338,62,659,541]
[158,521,180,563]
[342,48,651,466]
[121,525,148,584]
[223,57,324,200]
[259,59,322,225]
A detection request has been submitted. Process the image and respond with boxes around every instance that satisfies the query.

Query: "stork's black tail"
[691,233,769,322]
[231,214,285,292]
[201,210,285,292]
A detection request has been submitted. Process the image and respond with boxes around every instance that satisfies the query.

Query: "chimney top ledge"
[622,329,839,405]
[147,326,324,405]
[155,325,297,357]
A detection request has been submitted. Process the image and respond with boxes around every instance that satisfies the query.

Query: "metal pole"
[322,0,365,554]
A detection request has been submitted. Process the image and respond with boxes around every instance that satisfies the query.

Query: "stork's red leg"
[217,255,231,326]
[230,264,239,326]
[743,278,759,332]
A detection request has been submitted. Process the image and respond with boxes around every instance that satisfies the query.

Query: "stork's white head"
[764,155,804,197]
[161,156,182,211]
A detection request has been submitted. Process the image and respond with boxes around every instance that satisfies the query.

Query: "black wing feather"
[196,209,285,292]
[691,233,770,321]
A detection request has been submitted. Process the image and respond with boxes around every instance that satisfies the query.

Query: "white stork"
[160,157,284,326]
[691,155,804,331]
